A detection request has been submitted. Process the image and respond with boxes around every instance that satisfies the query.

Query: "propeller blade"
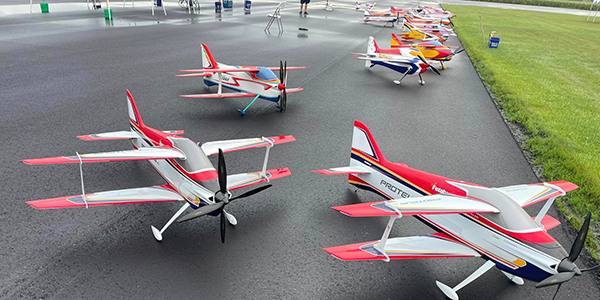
[284,61,288,86]
[551,283,562,300]
[535,272,576,288]
[568,212,591,262]
[177,201,224,223]
[218,149,227,195]
[230,184,273,202]
[220,207,226,243]
[581,265,600,272]
[430,65,441,75]
[279,60,283,83]
[454,48,465,55]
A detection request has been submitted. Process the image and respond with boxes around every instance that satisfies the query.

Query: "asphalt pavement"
[1,1,599,299]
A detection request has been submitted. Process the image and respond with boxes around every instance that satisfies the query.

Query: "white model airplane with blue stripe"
[176,43,305,116]
[314,120,597,299]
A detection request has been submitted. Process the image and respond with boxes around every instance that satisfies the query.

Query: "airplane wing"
[267,66,307,71]
[227,168,291,191]
[21,147,186,165]
[312,166,371,175]
[200,135,296,156]
[324,235,480,261]
[27,185,184,209]
[332,194,500,217]
[178,67,261,73]
[285,88,303,94]
[180,92,256,99]
[495,181,578,208]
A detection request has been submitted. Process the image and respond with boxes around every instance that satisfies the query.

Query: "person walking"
[300,0,309,15]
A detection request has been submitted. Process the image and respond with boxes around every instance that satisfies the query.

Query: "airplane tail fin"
[126,90,145,127]
[351,120,387,163]
[391,33,404,47]
[366,36,379,67]
[201,43,218,69]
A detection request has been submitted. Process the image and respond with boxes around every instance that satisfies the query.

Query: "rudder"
[391,33,404,47]
[126,90,144,127]
[201,43,218,69]
[351,120,387,163]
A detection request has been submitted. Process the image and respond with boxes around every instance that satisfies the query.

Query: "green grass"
[468,0,596,11]
[443,5,600,259]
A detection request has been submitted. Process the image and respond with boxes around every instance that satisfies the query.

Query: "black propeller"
[417,55,441,75]
[452,47,465,56]
[278,60,288,112]
[177,149,273,243]
[536,212,598,298]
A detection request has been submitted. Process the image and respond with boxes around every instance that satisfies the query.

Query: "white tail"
[366,36,378,67]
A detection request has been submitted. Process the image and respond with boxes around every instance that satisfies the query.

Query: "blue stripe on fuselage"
[371,61,420,75]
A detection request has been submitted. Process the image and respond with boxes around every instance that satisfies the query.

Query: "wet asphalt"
[1,1,599,299]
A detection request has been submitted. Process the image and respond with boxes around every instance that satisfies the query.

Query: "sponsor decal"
[432,183,448,194]
[381,179,410,198]
[378,53,393,60]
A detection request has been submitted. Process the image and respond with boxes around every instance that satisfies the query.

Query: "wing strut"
[218,72,223,95]
[376,202,402,262]
[261,137,275,178]
[76,152,88,209]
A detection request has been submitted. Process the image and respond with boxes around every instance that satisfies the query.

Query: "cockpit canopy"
[255,67,278,81]
[169,137,213,173]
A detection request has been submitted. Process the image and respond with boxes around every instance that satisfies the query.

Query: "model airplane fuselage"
[315,121,590,300]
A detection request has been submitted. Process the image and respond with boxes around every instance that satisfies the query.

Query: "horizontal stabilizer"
[495,181,577,208]
[312,166,371,175]
[324,236,480,261]
[180,92,256,99]
[179,67,261,73]
[77,130,184,141]
[27,185,183,209]
[175,73,213,78]
[77,131,139,141]
[227,168,291,191]
[532,215,561,231]
[332,194,499,217]
[21,147,185,165]
[161,130,185,135]
[201,135,295,156]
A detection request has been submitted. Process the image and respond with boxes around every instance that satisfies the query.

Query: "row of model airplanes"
[20,4,596,300]
[359,4,465,85]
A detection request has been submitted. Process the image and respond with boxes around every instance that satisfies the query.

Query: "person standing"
[300,0,309,15]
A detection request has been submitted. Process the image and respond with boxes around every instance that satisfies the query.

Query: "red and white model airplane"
[176,43,305,116]
[314,120,597,299]
[21,90,295,243]
[363,9,398,27]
